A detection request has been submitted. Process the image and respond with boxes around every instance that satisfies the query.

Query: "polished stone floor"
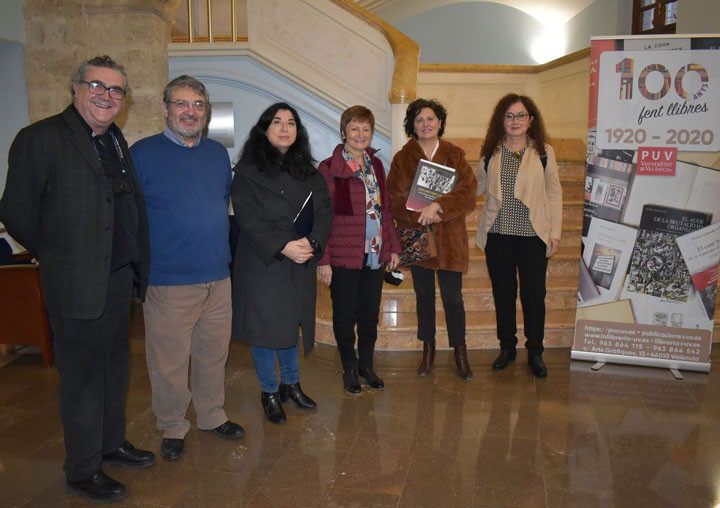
[2,307,720,507]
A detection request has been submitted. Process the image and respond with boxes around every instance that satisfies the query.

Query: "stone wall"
[22,0,181,144]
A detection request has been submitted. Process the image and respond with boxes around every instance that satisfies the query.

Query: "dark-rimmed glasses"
[80,80,126,100]
[165,100,206,111]
[504,112,530,121]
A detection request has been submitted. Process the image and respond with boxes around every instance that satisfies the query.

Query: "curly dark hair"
[480,94,549,160]
[403,98,447,139]
[235,102,317,180]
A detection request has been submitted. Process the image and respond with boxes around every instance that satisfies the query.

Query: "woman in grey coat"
[231,102,332,424]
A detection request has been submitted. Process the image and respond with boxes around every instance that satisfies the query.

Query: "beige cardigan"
[475,142,563,251]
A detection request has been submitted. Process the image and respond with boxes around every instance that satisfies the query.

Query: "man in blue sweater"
[131,75,243,461]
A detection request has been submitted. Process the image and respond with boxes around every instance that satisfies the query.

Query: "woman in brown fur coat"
[387,99,477,380]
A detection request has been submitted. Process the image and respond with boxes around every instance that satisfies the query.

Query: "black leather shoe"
[160,438,185,461]
[279,382,317,409]
[342,370,361,394]
[66,470,127,503]
[261,392,286,424]
[102,441,156,469]
[492,350,516,371]
[528,354,548,378]
[206,420,245,439]
[358,367,385,390]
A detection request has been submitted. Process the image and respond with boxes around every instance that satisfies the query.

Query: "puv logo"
[637,147,678,175]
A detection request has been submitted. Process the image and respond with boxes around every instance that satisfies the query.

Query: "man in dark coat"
[0,55,155,503]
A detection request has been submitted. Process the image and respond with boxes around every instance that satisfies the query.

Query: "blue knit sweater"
[131,134,232,286]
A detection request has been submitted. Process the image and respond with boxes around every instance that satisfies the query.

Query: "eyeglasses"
[80,80,126,100]
[166,100,206,111]
[504,112,530,121]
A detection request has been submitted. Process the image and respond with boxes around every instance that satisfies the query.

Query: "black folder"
[293,192,313,238]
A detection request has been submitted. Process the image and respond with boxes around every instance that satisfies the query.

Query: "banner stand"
[572,34,720,375]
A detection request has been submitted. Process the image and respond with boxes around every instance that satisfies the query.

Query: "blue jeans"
[250,341,300,393]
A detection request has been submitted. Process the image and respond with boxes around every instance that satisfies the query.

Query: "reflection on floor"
[1,306,720,507]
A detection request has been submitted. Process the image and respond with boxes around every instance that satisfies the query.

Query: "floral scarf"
[342,145,383,269]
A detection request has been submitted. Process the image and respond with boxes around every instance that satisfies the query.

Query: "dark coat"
[0,106,150,319]
[317,144,401,270]
[231,162,332,354]
[387,137,477,273]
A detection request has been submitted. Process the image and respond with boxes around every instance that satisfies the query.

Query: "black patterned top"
[488,145,537,237]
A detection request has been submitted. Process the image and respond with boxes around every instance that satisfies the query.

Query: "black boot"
[279,382,317,409]
[453,345,473,381]
[358,367,385,390]
[528,353,547,378]
[342,370,361,394]
[261,392,286,424]
[417,341,436,376]
[492,349,516,370]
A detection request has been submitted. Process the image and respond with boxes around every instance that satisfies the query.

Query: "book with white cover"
[622,161,720,227]
[579,217,638,307]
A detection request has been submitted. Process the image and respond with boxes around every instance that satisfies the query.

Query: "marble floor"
[2,306,720,507]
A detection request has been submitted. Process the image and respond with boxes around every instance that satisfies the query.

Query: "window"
[632,0,678,34]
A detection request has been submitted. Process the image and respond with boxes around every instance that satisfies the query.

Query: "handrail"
[171,0,417,103]
[418,48,591,74]
[330,0,419,104]
[173,0,246,43]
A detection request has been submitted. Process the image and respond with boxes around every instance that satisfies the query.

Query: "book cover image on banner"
[579,217,637,307]
[676,221,720,321]
[625,204,711,302]
[583,155,634,236]
[572,35,720,373]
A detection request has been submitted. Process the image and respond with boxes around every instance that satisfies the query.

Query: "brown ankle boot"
[417,341,435,376]
[454,345,473,381]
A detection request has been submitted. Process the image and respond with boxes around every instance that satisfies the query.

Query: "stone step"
[467,245,580,277]
[467,198,584,224]
[558,180,586,200]
[317,274,579,313]
[466,225,583,250]
[315,307,579,349]
[471,160,588,181]
[445,137,588,165]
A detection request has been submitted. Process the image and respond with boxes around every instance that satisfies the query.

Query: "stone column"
[22,0,181,143]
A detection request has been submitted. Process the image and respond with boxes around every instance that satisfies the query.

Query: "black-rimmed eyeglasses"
[504,112,530,121]
[80,80,126,100]
[165,100,206,111]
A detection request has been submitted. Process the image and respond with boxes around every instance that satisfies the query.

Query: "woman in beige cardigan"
[476,94,562,378]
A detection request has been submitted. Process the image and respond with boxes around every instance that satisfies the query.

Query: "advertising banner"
[572,35,720,373]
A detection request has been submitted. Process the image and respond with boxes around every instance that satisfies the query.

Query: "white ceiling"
[355,0,598,24]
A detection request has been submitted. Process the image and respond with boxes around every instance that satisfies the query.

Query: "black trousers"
[410,265,466,347]
[49,265,133,481]
[484,234,548,354]
[330,263,384,371]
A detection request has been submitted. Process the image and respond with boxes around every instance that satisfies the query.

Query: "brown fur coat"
[387,138,477,273]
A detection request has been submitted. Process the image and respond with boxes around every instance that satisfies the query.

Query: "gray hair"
[163,75,211,113]
[71,55,128,97]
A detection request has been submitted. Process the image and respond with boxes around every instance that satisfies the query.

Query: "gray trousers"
[143,277,232,438]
